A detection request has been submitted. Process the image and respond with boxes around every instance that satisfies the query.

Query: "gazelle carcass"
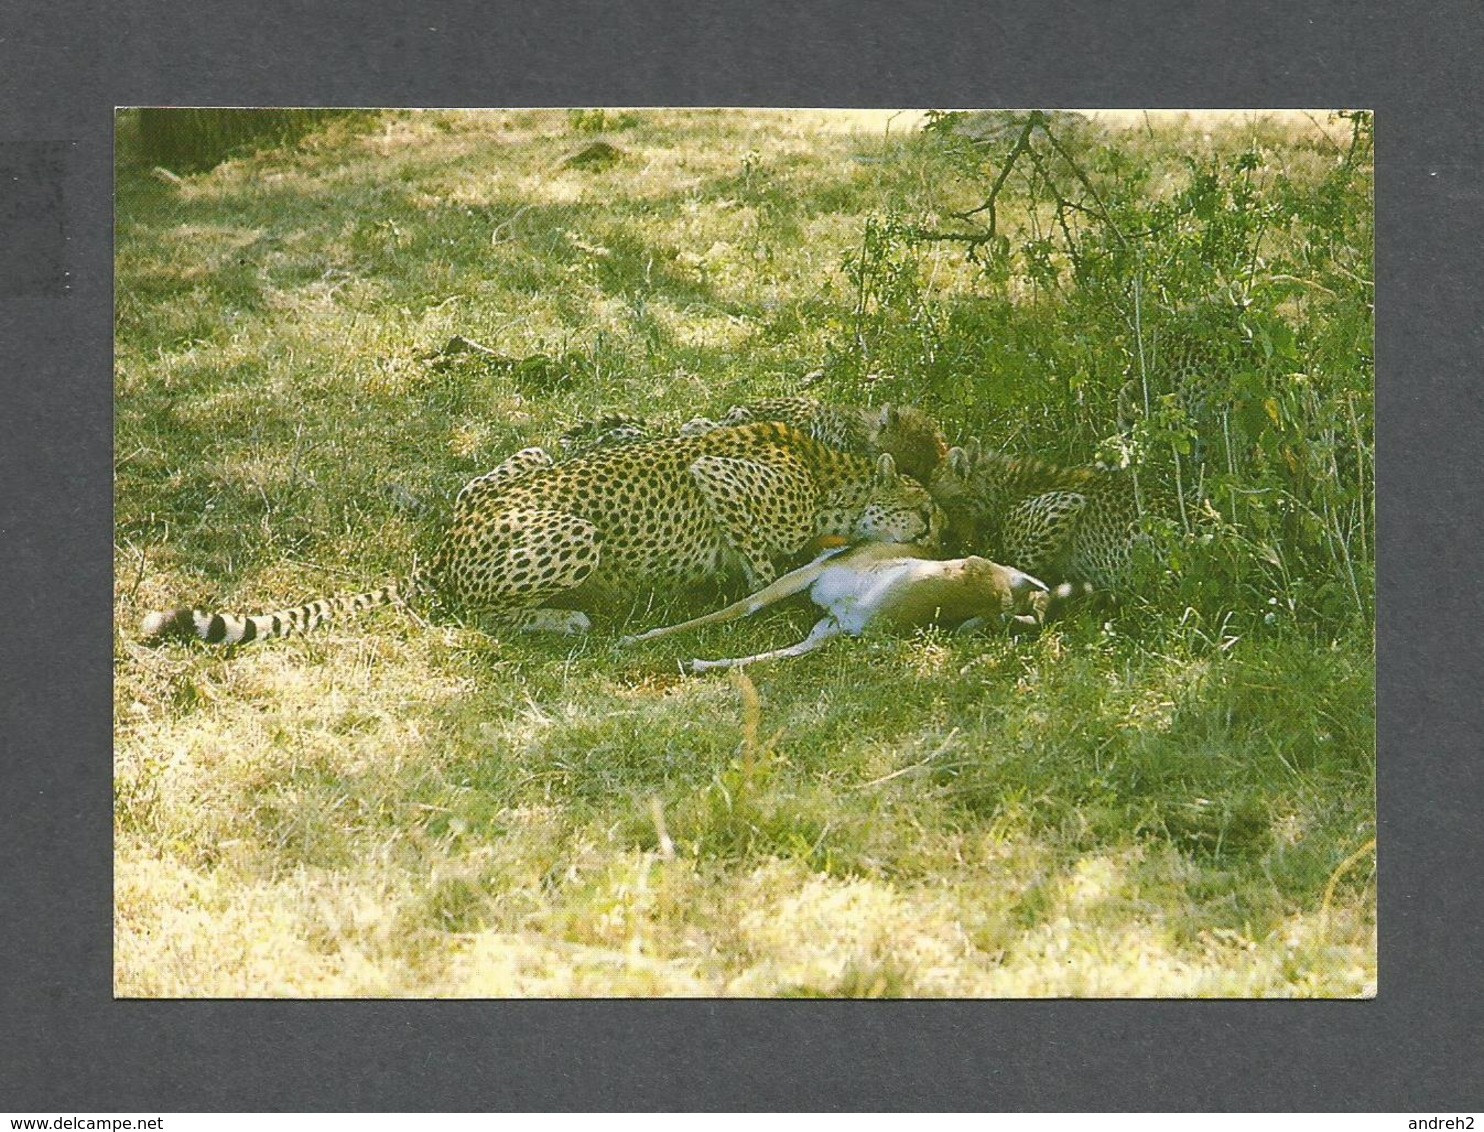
[623,541,1052,671]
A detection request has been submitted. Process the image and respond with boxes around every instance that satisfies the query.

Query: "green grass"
[114,109,1374,997]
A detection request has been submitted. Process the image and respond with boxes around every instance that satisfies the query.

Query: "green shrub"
[837,110,1373,636]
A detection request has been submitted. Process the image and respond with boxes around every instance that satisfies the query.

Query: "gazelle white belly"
[808,558,942,635]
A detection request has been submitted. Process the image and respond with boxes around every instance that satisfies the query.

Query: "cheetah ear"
[964,436,982,461]
[946,445,971,477]
[880,404,898,427]
[874,452,900,483]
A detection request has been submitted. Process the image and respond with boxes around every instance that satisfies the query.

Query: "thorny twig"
[951,111,1042,236]
[1038,120,1128,247]
[903,111,1158,258]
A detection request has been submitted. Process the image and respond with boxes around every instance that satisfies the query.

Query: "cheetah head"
[849,453,946,547]
[873,404,950,484]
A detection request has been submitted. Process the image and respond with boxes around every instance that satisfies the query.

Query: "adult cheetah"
[141,422,944,644]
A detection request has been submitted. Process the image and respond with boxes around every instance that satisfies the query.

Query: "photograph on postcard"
[114,108,1374,997]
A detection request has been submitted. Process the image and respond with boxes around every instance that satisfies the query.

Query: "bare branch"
[949,111,1044,238]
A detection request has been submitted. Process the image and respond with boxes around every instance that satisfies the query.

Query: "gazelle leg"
[687,616,846,672]
[622,546,851,645]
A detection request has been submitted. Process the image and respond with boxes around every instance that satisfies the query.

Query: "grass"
[114,109,1374,997]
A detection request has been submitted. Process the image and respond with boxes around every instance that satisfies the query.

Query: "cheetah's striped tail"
[1041,579,1098,615]
[139,575,423,646]
[1001,580,1101,631]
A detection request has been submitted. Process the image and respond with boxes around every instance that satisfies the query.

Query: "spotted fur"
[558,396,948,485]
[928,438,1138,591]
